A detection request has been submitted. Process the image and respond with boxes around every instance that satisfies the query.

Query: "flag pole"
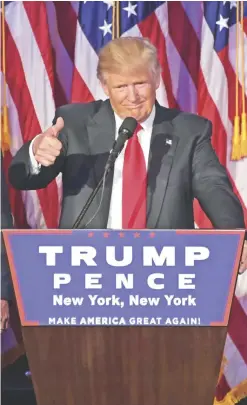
[240,0,247,157]
[116,1,120,38]
[1,0,11,154]
[231,1,241,160]
[112,1,116,39]
[112,1,120,40]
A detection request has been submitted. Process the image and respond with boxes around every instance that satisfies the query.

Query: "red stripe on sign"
[24,1,67,108]
[228,296,247,364]
[138,13,179,109]
[167,1,200,89]
[5,21,59,228]
[2,151,30,229]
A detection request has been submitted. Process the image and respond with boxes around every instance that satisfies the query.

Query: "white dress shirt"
[29,136,41,174]
[29,106,156,229]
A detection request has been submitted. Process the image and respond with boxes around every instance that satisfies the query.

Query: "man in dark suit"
[7,37,247,267]
[1,157,14,332]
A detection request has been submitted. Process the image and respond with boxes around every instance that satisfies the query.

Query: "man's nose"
[127,85,138,102]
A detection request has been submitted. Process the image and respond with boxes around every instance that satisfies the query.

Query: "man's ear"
[102,84,109,97]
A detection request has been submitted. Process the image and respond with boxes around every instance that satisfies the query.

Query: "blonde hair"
[97,37,161,82]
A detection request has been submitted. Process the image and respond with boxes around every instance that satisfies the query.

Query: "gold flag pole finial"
[231,1,241,161]
[240,0,247,158]
[1,0,11,155]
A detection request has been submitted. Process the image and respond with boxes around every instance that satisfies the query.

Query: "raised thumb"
[52,117,64,136]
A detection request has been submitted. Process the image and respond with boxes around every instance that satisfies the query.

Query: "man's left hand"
[0,299,10,333]
[239,241,247,273]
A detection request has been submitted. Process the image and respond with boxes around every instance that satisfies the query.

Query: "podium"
[3,229,245,405]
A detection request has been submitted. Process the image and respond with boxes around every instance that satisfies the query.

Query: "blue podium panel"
[3,229,245,327]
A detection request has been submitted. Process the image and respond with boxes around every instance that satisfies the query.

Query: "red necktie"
[122,124,147,229]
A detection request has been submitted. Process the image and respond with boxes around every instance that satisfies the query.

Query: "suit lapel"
[147,105,179,228]
[85,101,179,229]
[86,100,115,228]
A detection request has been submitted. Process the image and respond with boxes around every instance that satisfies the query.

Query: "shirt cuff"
[29,136,41,174]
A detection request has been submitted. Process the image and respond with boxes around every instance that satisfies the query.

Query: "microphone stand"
[72,117,137,229]
[72,167,111,229]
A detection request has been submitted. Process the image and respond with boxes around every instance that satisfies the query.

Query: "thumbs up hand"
[32,117,64,167]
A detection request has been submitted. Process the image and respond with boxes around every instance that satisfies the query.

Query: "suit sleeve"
[192,120,245,229]
[1,161,14,301]
[8,111,67,190]
[1,239,14,301]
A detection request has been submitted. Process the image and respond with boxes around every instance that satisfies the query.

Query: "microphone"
[105,117,138,172]
[72,116,137,229]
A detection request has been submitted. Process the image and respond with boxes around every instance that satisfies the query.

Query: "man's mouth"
[124,103,143,109]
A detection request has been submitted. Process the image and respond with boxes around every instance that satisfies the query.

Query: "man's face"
[101,68,160,122]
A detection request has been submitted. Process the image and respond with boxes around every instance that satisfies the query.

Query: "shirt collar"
[114,105,156,134]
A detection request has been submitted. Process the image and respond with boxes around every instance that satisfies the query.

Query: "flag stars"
[99,20,112,36]
[103,0,113,10]
[223,1,237,9]
[123,2,137,18]
[216,14,229,31]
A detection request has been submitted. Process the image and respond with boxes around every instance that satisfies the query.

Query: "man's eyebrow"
[114,80,147,87]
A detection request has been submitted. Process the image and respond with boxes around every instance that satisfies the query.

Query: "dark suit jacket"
[1,158,14,301]
[8,100,245,230]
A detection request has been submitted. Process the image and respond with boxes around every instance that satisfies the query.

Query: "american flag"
[1,1,247,402]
